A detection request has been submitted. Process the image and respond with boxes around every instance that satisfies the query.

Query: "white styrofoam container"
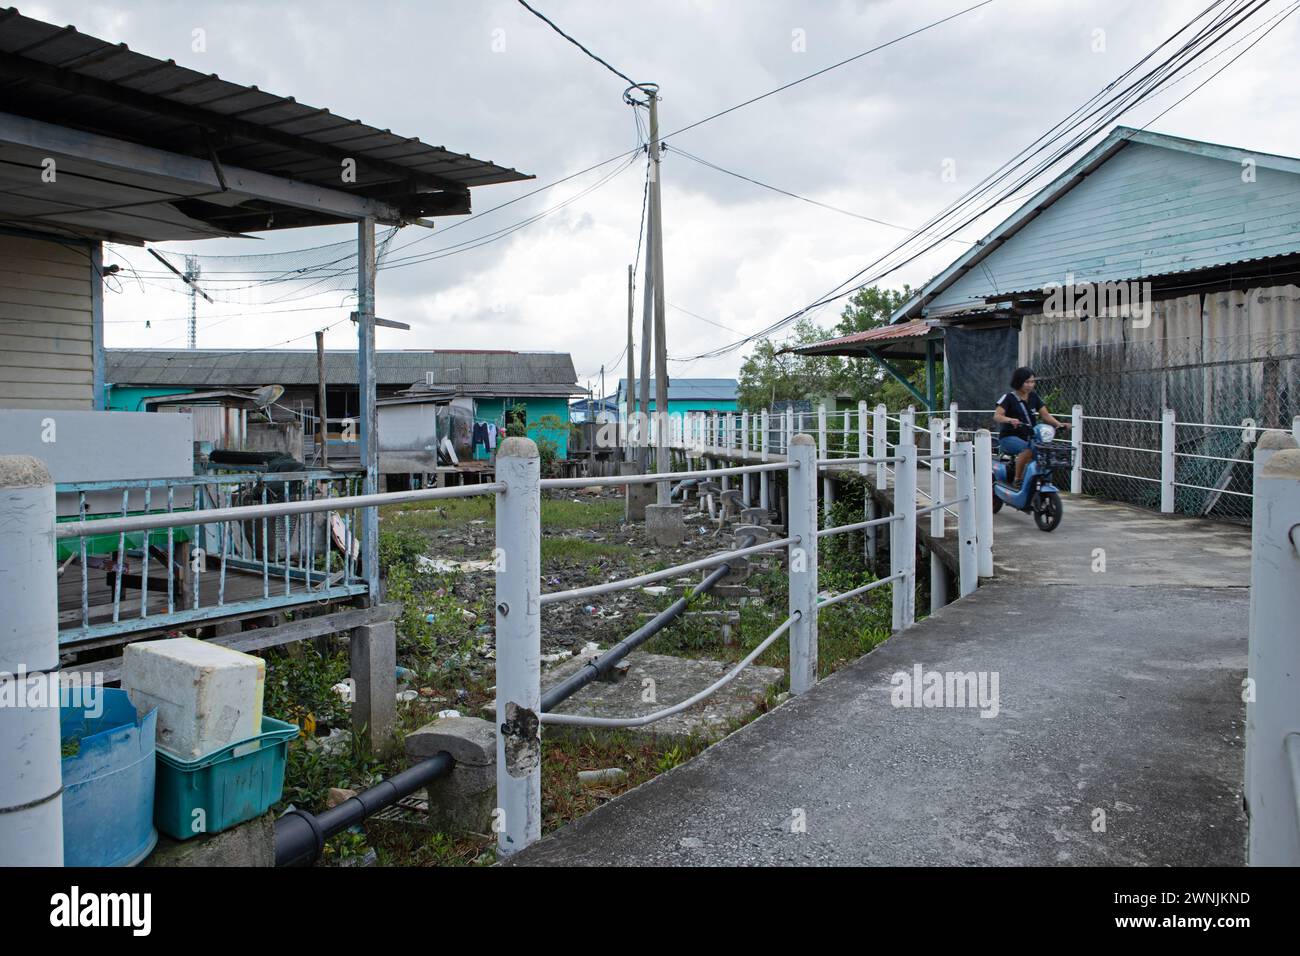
[122,638,265,759]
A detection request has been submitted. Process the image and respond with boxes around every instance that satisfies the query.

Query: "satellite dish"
[252,384,285,409]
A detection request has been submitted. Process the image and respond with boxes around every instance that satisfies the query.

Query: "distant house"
[105,348,580,461]
[613,377,738,424]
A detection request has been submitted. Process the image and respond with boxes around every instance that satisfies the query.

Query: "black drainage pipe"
[541,536,756,712]
[274,751,454,866]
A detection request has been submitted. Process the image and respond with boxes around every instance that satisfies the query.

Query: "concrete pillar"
[1247,443,1300,865]
[0,456,63,866]
[974,429,994,578]
[787,434,818,695]
[351,620,396,750]
[494,437,541,857]
[406,716,497,835]
[741,410,751,506]
[874,404,888,491]
[955,442,978,597]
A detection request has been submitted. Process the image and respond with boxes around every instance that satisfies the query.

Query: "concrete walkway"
[512,496,1250,866]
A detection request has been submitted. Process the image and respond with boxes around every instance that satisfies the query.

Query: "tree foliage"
[736,285,932,411]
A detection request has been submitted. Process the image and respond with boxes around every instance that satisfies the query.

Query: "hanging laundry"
[486,422,498,450]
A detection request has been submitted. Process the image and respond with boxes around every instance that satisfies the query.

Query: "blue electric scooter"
[991,423,1074,532]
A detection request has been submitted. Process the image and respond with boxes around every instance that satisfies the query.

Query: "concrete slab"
[543,650,784,741]
[514,582,1247,866]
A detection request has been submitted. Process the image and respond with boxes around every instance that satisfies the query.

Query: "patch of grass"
[381,494,623,533]
[541,537,632,564]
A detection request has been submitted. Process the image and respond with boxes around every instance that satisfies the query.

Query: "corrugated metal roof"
[614,377,738,402]
[0,9,531,240]
[105,348,578,394]
[788,321,934,355]
[894,126,1300,323]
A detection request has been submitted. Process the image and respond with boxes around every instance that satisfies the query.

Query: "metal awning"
[785,321,939,361]
[0,8,533,242]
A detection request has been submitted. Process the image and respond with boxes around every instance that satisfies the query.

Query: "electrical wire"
[515,0,639,87]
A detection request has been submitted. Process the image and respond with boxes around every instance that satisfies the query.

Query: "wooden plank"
[0,234,87,265]
[0,301,93,325]
[0,283,92,311]
[0,364,93,385]
[64,603,398,685]
[0,331,91,355]
[0,268,90,296]
[0,380,92,401]
[0,317,92,341]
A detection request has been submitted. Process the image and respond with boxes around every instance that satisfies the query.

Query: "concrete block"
[405,716,497,835]
[122,637,264,759]
[351,620,396,751]
[626,481,654,521]
[646,503,686,546]
[741,508,768,526]
[144,812,273,867]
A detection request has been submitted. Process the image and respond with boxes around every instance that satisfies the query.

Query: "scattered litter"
[578,768,627,787]
[419,687,436,698]
[326,787,357,809]
[435,709,462,719]
[541,650,574,665]
[331,679,355,704]
[396,689,419,703]
[307,727,351,756]
[642,586,669,597]
[395,666,417,683]
[460,609,477,623]
[417,556,495,574]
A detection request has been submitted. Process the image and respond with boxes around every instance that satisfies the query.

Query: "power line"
[672,0,1274,363]
[515,0,639,87]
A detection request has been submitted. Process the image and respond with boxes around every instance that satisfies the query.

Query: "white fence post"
[1247,441,1300,865]
[760,409,770,512]
[874,404,887,491]
[784,410,794,459]
[494,437,542,858]
[929,418,947,612]
[901,406,915,447]
[1160,408,1176,513]
[955,441,978,597]
[787,434,819,695]
[741,410,751,506]
[0,456,64,866]
[857,401,869,476]
[818,403,832,516]
[949,401,959,444]
[892,443,917,631]
[1071,403,1084,495]
[974,429,994,578]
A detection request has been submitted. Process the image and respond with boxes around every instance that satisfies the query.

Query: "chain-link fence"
[1034,329,1299,521]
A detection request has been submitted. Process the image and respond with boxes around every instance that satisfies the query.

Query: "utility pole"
[638,186,654,471]
[625,264,636,460]
[647,87,670,502]
[315,330,329,466]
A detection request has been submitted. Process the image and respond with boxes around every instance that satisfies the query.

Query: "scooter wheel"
[1034,491,1062,531]
[991,487,1003,513]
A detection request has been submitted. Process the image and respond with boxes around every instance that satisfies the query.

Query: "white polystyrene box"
[122,637,265,759]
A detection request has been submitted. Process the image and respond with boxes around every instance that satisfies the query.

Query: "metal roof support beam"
[0,110,403,225]
[863,347,929,410]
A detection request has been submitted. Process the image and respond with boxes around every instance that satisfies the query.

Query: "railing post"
[1161,408,1176,513]
[1071,403,1084,495]
[741,411,751,506]
[891,443,917,631]
[1247,440,1300,865]
[974,429,994,578]
[784,409,794,458]
[874,404,887,491]
[0,456,63,866]
[856,401,869,476]
[760,408,770,513]
[494,437,542,858]
[929,419,947,612]
[901,406,915,447]
[818,403,832,516]
[787,434,819,695]
[955,441,978,597]
[949,401,959,445]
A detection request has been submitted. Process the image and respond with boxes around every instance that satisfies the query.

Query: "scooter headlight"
[1036,424,1056,443]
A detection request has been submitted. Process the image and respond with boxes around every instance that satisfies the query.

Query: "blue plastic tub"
[60,687,158,867]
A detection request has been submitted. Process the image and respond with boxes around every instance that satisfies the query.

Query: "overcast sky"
[26,0,1300,391]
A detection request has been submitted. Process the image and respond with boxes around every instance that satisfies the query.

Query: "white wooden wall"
[0,234,95,409]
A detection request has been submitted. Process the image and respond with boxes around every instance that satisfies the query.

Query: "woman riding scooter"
[992,367,1070,488]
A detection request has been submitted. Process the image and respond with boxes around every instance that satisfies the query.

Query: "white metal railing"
[666,402,1300,520]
